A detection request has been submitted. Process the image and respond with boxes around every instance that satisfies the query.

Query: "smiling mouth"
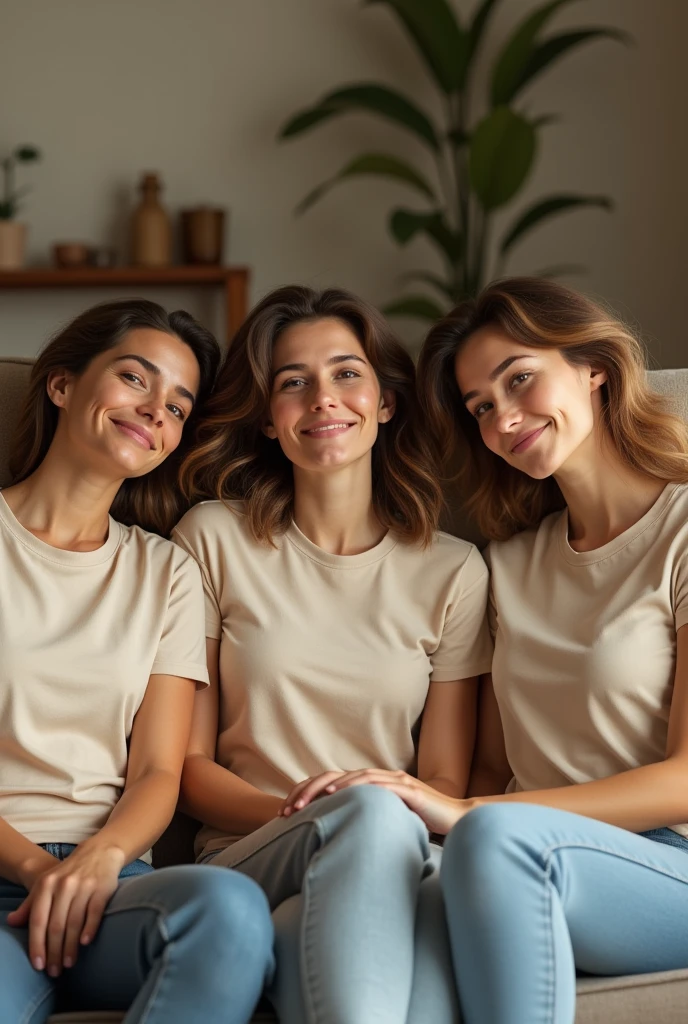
[511,424,548,454]
[111,420,155,450]
[301,422,355,437]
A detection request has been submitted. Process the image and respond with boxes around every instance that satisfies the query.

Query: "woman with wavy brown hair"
[0,299,274,1024]
[346,276,688,1024]
[173,284,492,1023]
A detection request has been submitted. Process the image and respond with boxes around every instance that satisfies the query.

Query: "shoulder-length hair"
[9,298,220,536]
[179,284,442,546]
[417,276,688,542]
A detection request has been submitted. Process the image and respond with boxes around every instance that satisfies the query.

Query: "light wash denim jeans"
[0,842,274,1024]
[440,803,688,1024]
[206,784,444,1024]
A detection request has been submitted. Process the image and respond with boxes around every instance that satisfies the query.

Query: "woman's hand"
[8,840,125,976]
[279,771,349,816]
[320,769,475,835]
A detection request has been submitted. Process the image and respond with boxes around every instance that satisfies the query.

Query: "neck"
[3,439,124,551]
[292,455,386,555]
[554,428,667,551]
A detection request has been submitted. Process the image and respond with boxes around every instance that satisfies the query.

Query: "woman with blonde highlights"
[173,284,492,1023]
[343,276,688,1024]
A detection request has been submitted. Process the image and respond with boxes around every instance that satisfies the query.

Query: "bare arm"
[417,678,479,798]
[6,671,197,975]
[180,638,282,835]
[466,673,512,798]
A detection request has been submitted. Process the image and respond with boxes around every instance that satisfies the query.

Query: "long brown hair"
[417,277,688,542]
[180,285,442,546]
[9,299,220,536]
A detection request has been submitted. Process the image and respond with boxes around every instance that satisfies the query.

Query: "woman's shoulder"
[397,529,488,591]
[485,508,565,570]
[173,499,247,543]
[115,520,200,580]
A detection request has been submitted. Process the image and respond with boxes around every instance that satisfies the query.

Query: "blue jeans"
[0,843,274,1023]
[440,804,688,1024]
[207,785,438,1023]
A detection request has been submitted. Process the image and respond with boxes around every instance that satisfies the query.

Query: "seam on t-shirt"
[149,661,210,683]
[559,484,683,567]
[171,526,223,627]
[285,531,399,569]
[0,515,123,566]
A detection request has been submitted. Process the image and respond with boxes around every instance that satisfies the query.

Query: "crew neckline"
[557,481,682,566]
[0,491,122,566]
[286,519,399,569]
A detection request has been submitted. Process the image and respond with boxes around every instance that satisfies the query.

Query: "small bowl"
[53,242,91,268]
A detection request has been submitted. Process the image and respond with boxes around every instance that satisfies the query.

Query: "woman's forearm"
[180,754,282,835]
[471,757,688,832]
[0,816,57,887]
[87,768,180,863]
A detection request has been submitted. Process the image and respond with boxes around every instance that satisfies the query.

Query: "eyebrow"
[272,353,367,380]
[113,354,196,406]
[461,355,531,405]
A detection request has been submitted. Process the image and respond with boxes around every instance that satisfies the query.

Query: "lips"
[301,421,355,437]
[510,424,548,454]
[111,419,155,450]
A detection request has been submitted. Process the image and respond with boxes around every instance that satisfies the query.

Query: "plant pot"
[0,221,27,269]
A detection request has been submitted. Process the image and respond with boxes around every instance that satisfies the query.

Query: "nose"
[309,380,337,412]
[493,396,524,435]
[136,396,165,427]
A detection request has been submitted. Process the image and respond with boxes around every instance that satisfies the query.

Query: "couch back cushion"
[0,358,32,488]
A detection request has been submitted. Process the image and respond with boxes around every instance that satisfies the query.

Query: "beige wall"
[1,0,685,364]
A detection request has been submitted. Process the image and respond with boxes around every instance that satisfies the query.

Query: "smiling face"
[264,317,395,474]
[48,327,200,478]
[454,325,607,479]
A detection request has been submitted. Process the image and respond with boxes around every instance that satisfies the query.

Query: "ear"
[377,388,396,425]
[589,367,608,393]
[261,421,278,440]
[46,369,74,409]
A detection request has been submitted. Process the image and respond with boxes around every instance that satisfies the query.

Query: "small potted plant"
[0,145,42,269]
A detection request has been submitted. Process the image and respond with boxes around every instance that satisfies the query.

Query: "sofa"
[2,354,688,1023]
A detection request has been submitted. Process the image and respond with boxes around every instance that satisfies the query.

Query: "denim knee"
[195,866,273,950]
[329,783,428,848]
[443,804,534,878]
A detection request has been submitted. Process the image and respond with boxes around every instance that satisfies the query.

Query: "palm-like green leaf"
[469,108,536,210]
[382,294,446,321]
[389,208,462,264]
[507,29,630,102]
[399,270,455,301]
[296,154,436,215]
[500,193,612,257]
[364,0,468,94]
[490,0,578,106]
[463,0,501,86]
[279,84,440,151]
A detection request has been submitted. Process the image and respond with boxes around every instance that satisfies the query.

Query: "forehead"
[454,325,546,390]
[273,317,364,364]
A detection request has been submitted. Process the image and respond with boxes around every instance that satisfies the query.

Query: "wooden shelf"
[0,265,250,342]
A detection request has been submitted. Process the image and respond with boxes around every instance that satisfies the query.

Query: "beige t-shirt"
[0,493,209,850]
[487,481,688,837]
[173,500,493,857]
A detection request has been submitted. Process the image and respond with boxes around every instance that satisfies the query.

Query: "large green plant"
[279,0,627,321]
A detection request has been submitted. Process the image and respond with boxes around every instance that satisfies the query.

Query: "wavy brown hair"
[417,276,688,542]
[180,284,442,546]
[9,299,220,536]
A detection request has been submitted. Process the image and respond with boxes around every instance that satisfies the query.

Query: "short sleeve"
[674,549,688,632]
[151,553,210,687]
[172,519,222,640]
[483,543,498,639]
[430,544,494,682]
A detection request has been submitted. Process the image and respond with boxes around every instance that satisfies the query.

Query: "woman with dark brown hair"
[345,277,688,1024]
[173,284,492,1023]
[0,299,274,1024]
